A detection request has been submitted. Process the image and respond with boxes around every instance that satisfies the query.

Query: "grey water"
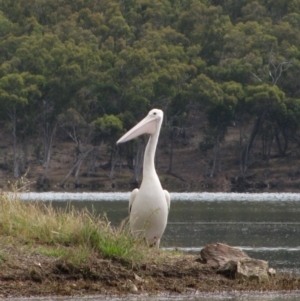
[5,291,300,301]
[14,192,300,301]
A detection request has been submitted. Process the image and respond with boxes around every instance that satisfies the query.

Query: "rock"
[134,273,146,283]
[268,267,276,276]
[216,260,238,278]
[235,258,269,282]
[200,243,250,269]
[200,243,270,282]
[122,280,138,293]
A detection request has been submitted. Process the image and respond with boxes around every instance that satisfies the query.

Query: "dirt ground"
[0,243,300,298]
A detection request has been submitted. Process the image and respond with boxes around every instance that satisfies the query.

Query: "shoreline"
[1,244,300,298]
[15,190,300,202]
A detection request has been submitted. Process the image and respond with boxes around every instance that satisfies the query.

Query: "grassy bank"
[0,191,152,265]
[1,192,300,298]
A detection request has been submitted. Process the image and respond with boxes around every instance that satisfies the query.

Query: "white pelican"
[117,109,170,247]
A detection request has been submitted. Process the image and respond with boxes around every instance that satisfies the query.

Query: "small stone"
[123,280,138,293]
[268,268,276,276]
[134,273,144,283]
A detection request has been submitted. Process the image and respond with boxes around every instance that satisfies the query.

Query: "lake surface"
[15,192,300,301]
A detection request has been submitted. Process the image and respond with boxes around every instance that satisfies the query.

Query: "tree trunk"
[266,134,275,164]
[42,122,57,181]
[132,139,144,184]
[86,147,99,177]
[74,160,84,186]
[210,131,220,178]
[167,127,176,173]
[240,110,267,175]
[109,149,119,179]
[61,147,94,187]
[275,128,288,156]
[126,143,134,170]
[21,138,29,174]
[11,106,20,178]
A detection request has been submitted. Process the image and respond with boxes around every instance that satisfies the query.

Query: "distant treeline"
[0,0,300,181]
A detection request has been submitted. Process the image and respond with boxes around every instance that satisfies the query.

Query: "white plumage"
[117,109,170,247]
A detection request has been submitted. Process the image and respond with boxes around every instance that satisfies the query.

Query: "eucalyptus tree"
[177,1,232,65]
[193,78,244,177]
[92,114,123,180]
[165,92,191,176]
[0,72,44,178]
[117,22,196,178]
[211,4,300,174]
[38,35,101,181]
[0,11,13,36]
[241,84,285,172]
[1,0,300,185]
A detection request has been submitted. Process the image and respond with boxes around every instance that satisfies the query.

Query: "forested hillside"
[0,0,300,192]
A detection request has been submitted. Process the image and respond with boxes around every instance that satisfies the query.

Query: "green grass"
[35,245,91,264]
[0,191,148,264]
[35,246,69,258]
[0,251,7,264]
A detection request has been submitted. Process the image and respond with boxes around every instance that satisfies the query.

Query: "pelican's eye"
[153,112,157,115]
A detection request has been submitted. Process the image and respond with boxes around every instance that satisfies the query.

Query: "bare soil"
[1,243,300,298]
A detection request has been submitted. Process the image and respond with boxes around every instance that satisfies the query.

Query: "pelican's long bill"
[117,114,158,144]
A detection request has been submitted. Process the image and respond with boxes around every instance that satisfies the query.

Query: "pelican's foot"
[148,237,160,248]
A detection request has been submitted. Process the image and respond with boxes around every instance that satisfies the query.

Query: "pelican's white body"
[129,166,169,244]
[117,109,170,247]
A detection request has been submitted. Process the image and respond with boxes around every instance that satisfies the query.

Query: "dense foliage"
[1,0,300,181]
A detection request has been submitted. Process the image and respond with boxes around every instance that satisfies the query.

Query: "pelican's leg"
[147,237,160,248]
[151,237,160,248]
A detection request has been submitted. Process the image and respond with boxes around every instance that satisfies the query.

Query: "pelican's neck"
[143,122,161,179]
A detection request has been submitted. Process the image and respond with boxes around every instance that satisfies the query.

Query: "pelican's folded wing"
[129,188,139,213]
[164,190,171,211]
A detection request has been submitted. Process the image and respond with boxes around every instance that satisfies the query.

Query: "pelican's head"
[117,109,163,144]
